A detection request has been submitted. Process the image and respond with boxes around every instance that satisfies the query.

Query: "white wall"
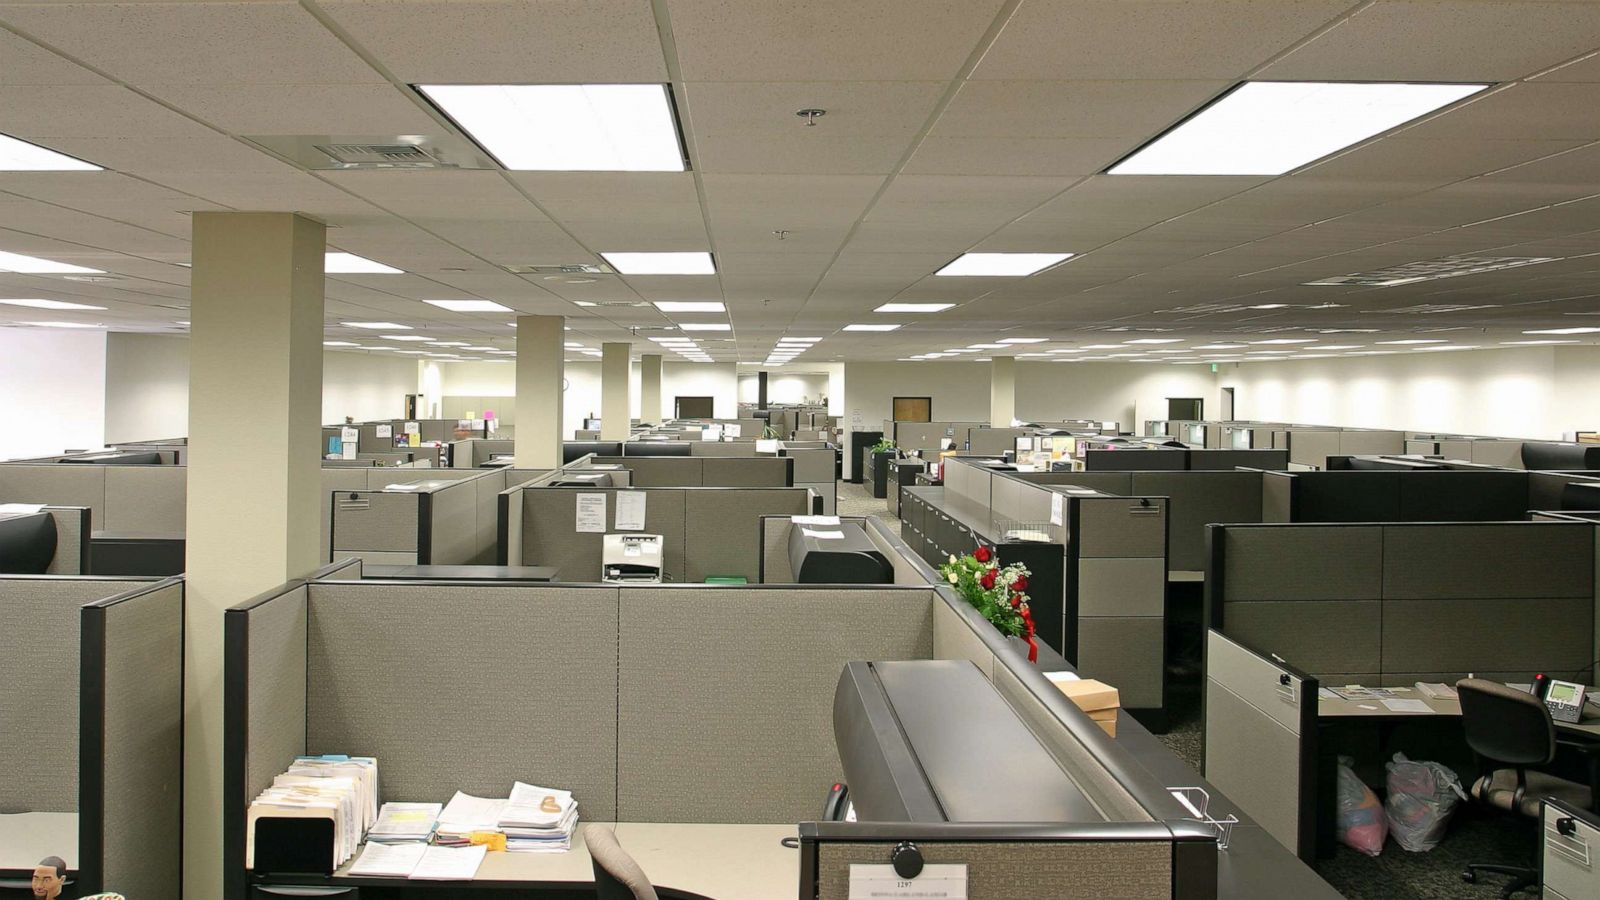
[739,372,830,405]
[1217,347,1567,438]
[0,327,107,459]
[98,335,422,441]
[106,333,188,442]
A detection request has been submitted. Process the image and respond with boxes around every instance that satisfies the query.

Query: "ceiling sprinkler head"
[796,108,826,126]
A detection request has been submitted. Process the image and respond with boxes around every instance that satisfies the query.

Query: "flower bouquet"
[939,545,1037,662]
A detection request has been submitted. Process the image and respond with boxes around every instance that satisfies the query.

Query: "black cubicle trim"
[496,491,510,567]
[416,491,433,565]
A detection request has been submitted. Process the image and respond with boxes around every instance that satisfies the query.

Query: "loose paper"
[348,841,427,878]
[756,439,779,453]
[341,427,359,460]
[724,423,742,438]
[1380,698,1433,713]
[575,494,607,533]
[849,864,967,899]
[408,434,421,448]
[802,528,846,540]
[615,491,647,531]
[0,503,46,519]
[1050,491,1064,526]
[404,421,420,436]
[410,844,487,880]
[792,515,841,526]
[375,425,393,439]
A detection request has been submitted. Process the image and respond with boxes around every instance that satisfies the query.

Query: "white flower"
[947,572,958,584]
[948,554,957,565]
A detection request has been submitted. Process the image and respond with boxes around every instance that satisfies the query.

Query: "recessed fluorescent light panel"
[1503,340,1580,345]
[24,321,101,328]
[1376,339,1447,345]
[1110,81,1486,176]
[0,134,101,171]
[677,323,730,332]
[653,301,725,313]
[424,299,512,312]
[382,334,434,342]
[935,252,1072,277]
[0,250,103,274]
[1124,338,1183,345]
[416,83,686,172]
[1525,327,1600,335]
[998,337,1048,344]
[601,252,715,275]
[343,321,409,330]
[1305,255,1556,287]
[0,298,105,310]
[325,252,403,275]
[874,302,955,313]
[323,341,359,347]
[843,323,901,332]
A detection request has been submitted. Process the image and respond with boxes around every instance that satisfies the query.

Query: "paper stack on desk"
[245,756,380,870]
[498,782,579,852]
[367,802,442,844]
[432,791,508,846]
[347,842,487,880]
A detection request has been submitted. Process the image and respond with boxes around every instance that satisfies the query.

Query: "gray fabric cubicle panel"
[783,447,834,484]
[814,839,1170,900]
[473,471,503,564]
[0,464,106,519]
[44,506,88,574]
[1075,496,1167,559]
[1220,600,1382,680]
[968,427,1029,456]
[932,595,996,679]
[1024,471,1133,494]
[683,488,809,582]
[331,493,419,560]
[760,517,795,583]
[0,577,143,811]
[594,456,701,487]
[321,468,370,554]
[1129,471,1261,572]
[1339,430,1405,456]
[943,460,991,507]
[701,457,790,486]
[1472,440,1523,468]
[305,583,621,819]
[1381,522,1591,599]
[893,423,949,453]
[1287,431,1340,469]
[689,441,759,458]
[241,585,308,805]
[615,587,934,823]
[521,488,688,581]
[1262,472,1293,523]
[91,580,183,898]
[1221,526,1383,601]
[1381,597,1593,680]
[425,479,480,565]
[990,475,1051,524]
[1076,618,1165,709]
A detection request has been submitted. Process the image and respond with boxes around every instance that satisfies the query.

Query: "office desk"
[0,812,76,884]
[364,564,561,582]
[1319,687,1600,737]
[265,822,798,898]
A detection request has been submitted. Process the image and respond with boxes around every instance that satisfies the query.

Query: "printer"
[601,534,664,584]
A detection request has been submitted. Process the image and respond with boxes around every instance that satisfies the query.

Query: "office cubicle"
[327,468,513,566]
[0,575,184,898]
[778,441,838,514]
[225,538,1235,899]
[1202,520,1599,860]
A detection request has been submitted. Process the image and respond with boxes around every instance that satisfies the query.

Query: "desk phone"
[1544,680,1587,724]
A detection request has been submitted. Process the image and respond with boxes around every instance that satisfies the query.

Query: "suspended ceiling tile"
[0,84,219,138]
[1396,82,1600,141]
[665,0,1007,81]
[0,27,107,85]
[318,0,668,83]
[902,136,1131,177]
[322,170,549,220]
[142,83,439,135]
[1259,0,1600,82]
[932,79,1229,140]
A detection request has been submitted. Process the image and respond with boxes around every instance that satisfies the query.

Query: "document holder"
[253,817,336,875]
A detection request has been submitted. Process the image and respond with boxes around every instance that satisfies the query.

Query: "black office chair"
[583,824,658,900]
[1457,678,1598,898]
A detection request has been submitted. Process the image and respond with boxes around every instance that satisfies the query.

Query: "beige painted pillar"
[601,342,631,440]
[640,353,663,425]
[514,315,564,468]
[185,212,325,897]
[990,356,1016,425]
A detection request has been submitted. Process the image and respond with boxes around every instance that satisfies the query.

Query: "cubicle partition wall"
[227,547,1228,899]
[0,463,186,535]
[0,575,184,898]
[1284,429,1405,470]
[778,442,837,514]
[327,469,509,566]
[588,455,791,488]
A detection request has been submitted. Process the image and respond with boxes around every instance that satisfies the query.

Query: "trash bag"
[1337,755,1387,856]
[1384,752,1466,852]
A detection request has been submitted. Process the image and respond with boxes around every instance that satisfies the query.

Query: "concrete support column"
[601,342,631,439]
[640,353,662,425]
[514,315,564,468]
[185,212,325,898]
[990,356,1016,425]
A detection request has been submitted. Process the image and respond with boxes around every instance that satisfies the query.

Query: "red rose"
[979,569,996,590]
[973,546,991,563]
[1013,575,1028,592]
[1010,597,1020,607]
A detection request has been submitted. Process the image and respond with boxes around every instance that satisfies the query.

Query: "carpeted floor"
[834,476,1545,900]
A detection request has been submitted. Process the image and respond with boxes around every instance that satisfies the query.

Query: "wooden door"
[892,397,932,422]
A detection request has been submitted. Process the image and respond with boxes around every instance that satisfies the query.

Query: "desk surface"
[0,812,77,872]
[319,822,798,898]
[364,565,561,582]
[1319,685,1600,737]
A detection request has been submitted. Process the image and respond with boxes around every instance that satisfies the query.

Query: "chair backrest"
[584,824,658,900]
[1456,678,1557,767]
[0,511,57,574]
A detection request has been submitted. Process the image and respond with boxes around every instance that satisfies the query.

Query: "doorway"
[1166,397,1204,420]
[1220,387,1235,421]
[675,396,715,418]
[892,397,932,422]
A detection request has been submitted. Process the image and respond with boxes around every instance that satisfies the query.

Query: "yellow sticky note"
[408,433,420,448]
[468,831,507,852]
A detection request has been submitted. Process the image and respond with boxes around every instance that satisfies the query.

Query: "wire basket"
[1169,786,1240,851]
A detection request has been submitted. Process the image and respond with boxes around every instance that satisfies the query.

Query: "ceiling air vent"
[316,143,448,169]
[503,263,614,275]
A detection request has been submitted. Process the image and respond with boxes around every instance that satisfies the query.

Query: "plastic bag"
[1384,752,1466,852]
[1336,755,1387,856]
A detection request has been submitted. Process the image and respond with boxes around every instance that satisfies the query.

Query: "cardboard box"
[1052,678,1120,738]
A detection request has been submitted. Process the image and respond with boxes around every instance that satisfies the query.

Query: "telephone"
[822,783,850,822]
[1544,680,1587,724]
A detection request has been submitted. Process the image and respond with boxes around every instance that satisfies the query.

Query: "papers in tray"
[367,802,441,843]
[499,782,579,853]
[433,791,507,845]
[348,842,486,880]
[246,756,379,870]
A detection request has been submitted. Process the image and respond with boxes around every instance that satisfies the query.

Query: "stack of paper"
[245,756,379,870]
[432,791,508,847]
[367,802,442,844]
[497,782,579,852]
[347,842,486,880]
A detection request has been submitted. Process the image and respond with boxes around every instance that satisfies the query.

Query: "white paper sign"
[615,491,647,531]
[792,515,841,526]
[375,424,393,439]
[756,439,780,454]
[404,421,420,436]
[848,864,967,899]
[802,528,846,540]
[341,426,359,460]
[1050,491,1064,526]
[724,423,742,438]
[575,494,608,533]
[701,425,724,442]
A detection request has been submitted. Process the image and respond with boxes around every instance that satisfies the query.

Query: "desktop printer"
[601,534,664,584]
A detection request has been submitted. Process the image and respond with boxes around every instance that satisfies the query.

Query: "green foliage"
[870,438,897,454]
[938,549,1031,639]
